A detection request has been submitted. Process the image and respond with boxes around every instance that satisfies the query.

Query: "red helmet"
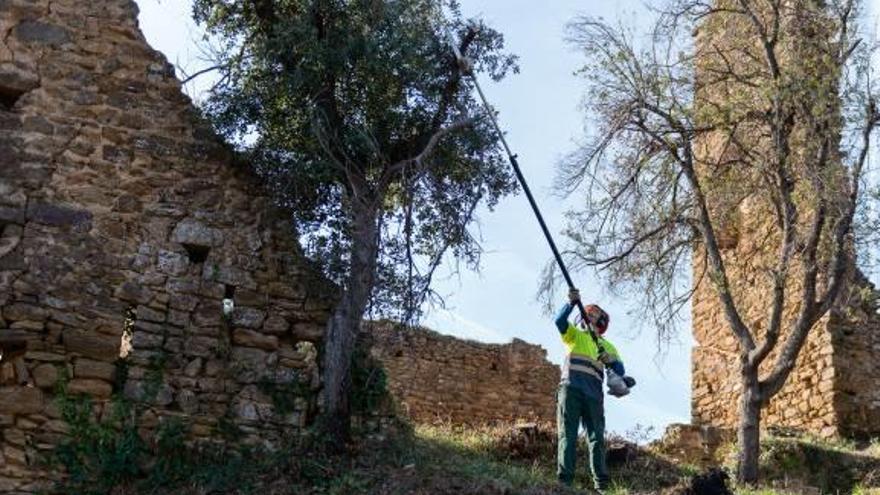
[578,304,610,335]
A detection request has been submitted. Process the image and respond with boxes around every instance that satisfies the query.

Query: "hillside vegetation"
[65,418,880,494]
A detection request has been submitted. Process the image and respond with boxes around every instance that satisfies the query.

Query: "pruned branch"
[382,117,477,185]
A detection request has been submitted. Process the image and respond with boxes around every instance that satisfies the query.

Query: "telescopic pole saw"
[449,31,604,351]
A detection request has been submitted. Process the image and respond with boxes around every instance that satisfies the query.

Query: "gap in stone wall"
[0,80,33,111]
[0,89,24,111]
[223,284,236,316]
[119,306,136,359]
[182,243,210,264]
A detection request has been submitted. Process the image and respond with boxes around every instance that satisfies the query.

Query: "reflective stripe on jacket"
[560,323,622,400]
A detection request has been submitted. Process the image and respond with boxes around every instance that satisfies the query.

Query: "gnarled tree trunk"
[737,365,761,485]
[320,197,378,446]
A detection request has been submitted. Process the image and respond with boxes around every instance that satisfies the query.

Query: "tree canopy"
[192,0,519,439]
[193,0,518,319]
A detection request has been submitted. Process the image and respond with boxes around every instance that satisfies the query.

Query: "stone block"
[0,205,24,224]
[63,330,119,361]
[231,307,265,329]
[131,331,163,350]
[167,309,189,327]
[15,21,71,46]
[183,357,202,378]
[116,281,153,304]
[26,201,92,231]
[176,389,198,414]
[171,219,223,247]
[31,364,58,389]
[136,305,166,323]
[168,293,199,313]
[291,323,323,342]
[74,359,116,381]
[184,336,219,357]
[67,379,112,399]
[204,359,223,377]
[3,303,47,322]
[157,250,188,276]
[0,387,43,414]
[193,303,223,327]
[232,329,278,351]
[262,315,289,335]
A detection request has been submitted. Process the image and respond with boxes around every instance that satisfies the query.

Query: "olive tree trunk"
[319,198,378,446]
[737,365,762,485]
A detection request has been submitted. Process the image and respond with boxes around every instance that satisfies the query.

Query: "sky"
[134,0,880,439]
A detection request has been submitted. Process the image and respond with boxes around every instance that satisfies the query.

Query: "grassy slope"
[281,423,694,495]
[286,424,880,495]
[71,421,880,494]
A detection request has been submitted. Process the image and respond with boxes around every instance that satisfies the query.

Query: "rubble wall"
[364,322,559,424]
[829,278,880,438]
[690,1,880,438]
[0,1,334,492]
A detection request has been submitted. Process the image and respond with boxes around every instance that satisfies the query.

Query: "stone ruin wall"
[690,1,880,438]
[828,279,880,437]
[364,322,559,425]
[693,261,880,438]
[690,182,838,436]
[0,2,566,491]
[0,0,336,492]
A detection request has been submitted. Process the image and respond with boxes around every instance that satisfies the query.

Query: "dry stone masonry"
[0,2,566,491]
[690,2,880,439]
[364,321,559,424]
[0,0,335,492]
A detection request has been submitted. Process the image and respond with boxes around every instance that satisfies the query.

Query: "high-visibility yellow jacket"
[555,302,625,400]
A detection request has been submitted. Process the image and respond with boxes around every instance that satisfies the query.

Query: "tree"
[192,0,518,443]
[556,0,878,484]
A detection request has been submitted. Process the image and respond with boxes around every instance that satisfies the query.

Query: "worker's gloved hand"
[568,288,580,304]
[623,376,636,388]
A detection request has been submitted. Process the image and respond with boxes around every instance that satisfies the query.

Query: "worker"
[555,288,632,493]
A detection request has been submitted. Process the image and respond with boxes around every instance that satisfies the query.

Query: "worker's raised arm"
[554,288,580,333]
[601,338,626,376]
[554,303,574,333]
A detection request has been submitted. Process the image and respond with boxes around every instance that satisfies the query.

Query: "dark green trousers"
[557,385,609,490]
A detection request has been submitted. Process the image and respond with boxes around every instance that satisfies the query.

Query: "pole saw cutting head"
[448,25,479,75]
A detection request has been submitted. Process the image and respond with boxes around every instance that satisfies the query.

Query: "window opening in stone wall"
[182,243,210,264]
[0,330,30,385]
[119,306,136,358]
[0,92,20,110]
[223,284,236,316]
[0,83,29,111]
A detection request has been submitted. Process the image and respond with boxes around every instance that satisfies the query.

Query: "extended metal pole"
[451,37,603,348]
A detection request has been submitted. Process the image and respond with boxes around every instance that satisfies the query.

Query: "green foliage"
[52,373,145,494]
[51,370,275,494]
[213,412,244,442]
[143,353,166,402]
[258,375,310,416]
[192,0,519,321]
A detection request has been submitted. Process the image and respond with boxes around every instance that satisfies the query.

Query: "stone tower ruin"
[690,1,880,438]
